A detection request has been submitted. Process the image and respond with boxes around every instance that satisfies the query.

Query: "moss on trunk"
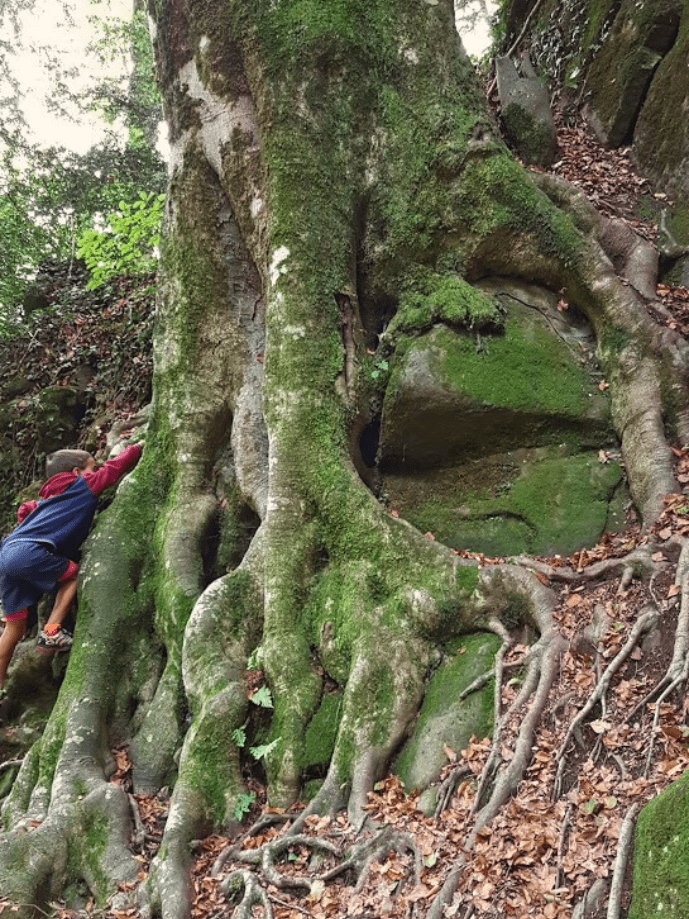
[1,0,687,913]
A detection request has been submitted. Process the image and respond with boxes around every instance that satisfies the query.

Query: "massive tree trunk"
[1,0,688,915]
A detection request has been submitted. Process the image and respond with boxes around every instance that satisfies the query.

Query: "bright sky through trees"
[4,0,130,154]
[456,0,497,58]
[2,0,495,157]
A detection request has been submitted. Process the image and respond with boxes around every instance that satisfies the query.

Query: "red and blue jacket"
[7,444,142,558]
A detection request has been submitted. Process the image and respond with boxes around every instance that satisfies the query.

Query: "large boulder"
[633,3,689,202]
[378,279,625,557]
[584,0,681,149]
[503,0,688,203]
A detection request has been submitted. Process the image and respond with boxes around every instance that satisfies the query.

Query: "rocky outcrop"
[632,4,689,203]
[378,279,625,557]
[496,54,557,166]
[584,0,681,150]
[502,0,689,212]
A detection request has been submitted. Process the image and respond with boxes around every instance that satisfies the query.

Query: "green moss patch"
[394,632,500,811]
[380,296,610,470]
[384,449,623,557]
[301,691,343,770]
[629,769,689,919]
[436,306,597,418]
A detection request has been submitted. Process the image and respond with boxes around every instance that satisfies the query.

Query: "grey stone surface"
[496,54,556,166]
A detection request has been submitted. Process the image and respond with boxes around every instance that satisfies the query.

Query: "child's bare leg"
[0,617,27,688]
[45,572,78,627]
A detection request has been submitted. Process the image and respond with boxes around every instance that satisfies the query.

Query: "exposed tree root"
[513,545,657,586]
[606,803,639,919]
[129,793,147,851]
[627,539,689,735]
[472,628,565,833]
[555,804,573,888]
[215,824,420,918]
[433,764,473,820]
[572,879,608,919]
[426,570,566,918]
[221,868,274,919]
[212,813,294,879]
[320,825,420,894]
[471,638,512,813]
[553,608,657,798]
[229,833,340,891]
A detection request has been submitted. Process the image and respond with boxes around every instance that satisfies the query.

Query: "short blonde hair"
[46,449,93,478]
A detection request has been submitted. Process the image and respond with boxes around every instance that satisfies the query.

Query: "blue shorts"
[0,539,70,617]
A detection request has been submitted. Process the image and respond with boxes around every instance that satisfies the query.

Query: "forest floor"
[2,107,689,919]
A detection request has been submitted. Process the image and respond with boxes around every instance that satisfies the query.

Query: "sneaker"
[36,626,73,651]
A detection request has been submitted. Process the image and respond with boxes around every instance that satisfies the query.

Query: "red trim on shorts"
[5,607,28,622]
[59,560,79,582]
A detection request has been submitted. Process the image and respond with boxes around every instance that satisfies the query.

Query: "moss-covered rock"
[628,769,689,919]
[378,278,624,555]
[495,55,556,166]
[380,280,609,468]
[632,0,689,201]
[394,632,500,814]
[384,448,623,557]
[584,0,677,148]
[502,0,688,202]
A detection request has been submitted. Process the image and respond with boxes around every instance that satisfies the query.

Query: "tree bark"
[1,0,687,914]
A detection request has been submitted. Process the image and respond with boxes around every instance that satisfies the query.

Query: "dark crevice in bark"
[358,415,381,470]
[357,248,398,351]
[201,502,260,585]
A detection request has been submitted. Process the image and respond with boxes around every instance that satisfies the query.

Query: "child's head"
[46,449,96,478]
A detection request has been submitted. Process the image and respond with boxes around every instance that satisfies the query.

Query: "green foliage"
[250,685,273,708]
[77,192,164,289]
[231,724,247,747]
[87,8,162,148]
[249,738,280,761]
[0,4,165,322]
[233,791,256,821]
[370,358,388,380]
[0,155,57,320]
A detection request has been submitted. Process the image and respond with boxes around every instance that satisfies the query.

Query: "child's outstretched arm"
[83,443,142,497]
[17,500,38,523]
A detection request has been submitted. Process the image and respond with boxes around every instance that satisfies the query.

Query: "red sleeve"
[83,444,142,497]
[17,500,38,523]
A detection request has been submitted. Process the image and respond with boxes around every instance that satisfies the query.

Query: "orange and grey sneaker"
[36,625,73,651]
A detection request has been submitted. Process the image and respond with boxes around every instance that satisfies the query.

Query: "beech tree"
[1,0,688,916]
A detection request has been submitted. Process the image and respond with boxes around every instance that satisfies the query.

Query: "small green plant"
[233,791,256,821]
[250,685,273,708]
[249,738,280,761]
[247,646,263,670]
[77,191,164,289]
[371,358,389,380]
[231,724,247,747]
